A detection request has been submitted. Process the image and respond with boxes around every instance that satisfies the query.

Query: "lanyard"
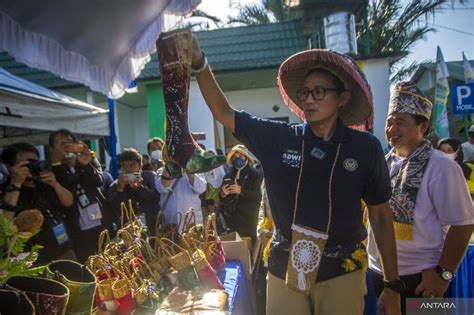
[292,136,341,234]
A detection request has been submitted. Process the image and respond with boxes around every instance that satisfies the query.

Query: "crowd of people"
[0,33,473,315]
[0,132,264,266]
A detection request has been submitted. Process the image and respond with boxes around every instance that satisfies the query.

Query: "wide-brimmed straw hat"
[277,49,373,126]
[226,144,254,167]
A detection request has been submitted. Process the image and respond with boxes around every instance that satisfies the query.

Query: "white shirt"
[368,149,474,276]
[203,165,225,188]
[155,168,207,224]
[462,141,474,162]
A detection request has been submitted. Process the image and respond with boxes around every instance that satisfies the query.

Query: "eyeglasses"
[296,86,343,101]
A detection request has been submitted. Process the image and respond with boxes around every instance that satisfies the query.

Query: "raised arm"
[192,34,235,132]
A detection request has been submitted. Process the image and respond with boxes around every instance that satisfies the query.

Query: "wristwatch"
[435,265,455,281]
[5,184,21,193]
[383,279,406,293]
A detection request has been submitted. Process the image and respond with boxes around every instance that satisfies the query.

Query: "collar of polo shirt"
[304,118,349,143]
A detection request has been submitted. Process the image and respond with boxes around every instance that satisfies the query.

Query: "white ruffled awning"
[0,67,110,146]
[0,0,200,99]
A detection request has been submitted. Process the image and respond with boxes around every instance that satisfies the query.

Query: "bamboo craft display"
[86,203,230,313]
[120,200,144,238]
[155,211,182,243]
[160,238,201,290]
[191,249,224,290]
[204,213,226,271]
[45,260,97,314]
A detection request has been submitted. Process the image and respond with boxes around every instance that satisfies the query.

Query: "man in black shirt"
[190,36,401,315]
[48,129,108,263]
[109,148,160,236]
[2,142,74,264]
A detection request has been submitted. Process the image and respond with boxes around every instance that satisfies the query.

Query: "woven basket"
[204,213,225,270]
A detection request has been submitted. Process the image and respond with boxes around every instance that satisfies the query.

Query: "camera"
[123,172,142,183]
[27,159,52,177]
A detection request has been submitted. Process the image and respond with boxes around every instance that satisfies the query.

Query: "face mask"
[150,150,162,161]
[65,152,76,160]
[445,152,457,160]
[232,157,247,170]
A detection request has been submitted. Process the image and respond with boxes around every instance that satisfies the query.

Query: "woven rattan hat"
[277,49,373,126]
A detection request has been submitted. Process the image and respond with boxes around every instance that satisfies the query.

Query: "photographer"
[220,145,263,243]
[2,142,74,264]
[49,129,109,263]
[109,148,160,235]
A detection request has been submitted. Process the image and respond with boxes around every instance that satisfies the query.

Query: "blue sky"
[196,0,474,64]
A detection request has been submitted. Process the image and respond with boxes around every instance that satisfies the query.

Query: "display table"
[446,244,474,298]
[218,260,253,315]
[364,269,378,315]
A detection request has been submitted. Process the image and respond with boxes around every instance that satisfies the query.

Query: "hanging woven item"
[286,225,327,294]
[285,141,341,294]
[156,28,225,177]
[46,260,97,315]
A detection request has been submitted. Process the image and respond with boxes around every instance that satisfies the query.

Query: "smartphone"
[222,178,234,186]
[65,142,85,154]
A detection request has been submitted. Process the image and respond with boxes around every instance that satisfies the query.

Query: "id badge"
[139,213,147,226]
[78,194,91,208]
[85,203,102,220]
[52,223,69,246]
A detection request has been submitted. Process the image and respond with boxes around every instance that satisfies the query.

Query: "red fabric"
[208,240,226,271]
[97,269,117,281]
[115,292,135,315]
[197,264,224,290]
[95,293,102,308]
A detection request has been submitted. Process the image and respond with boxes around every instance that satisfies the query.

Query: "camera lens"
[39,160,52,172]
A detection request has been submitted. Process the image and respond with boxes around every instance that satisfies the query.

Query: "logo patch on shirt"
[343,158,358,172]
[282,149,302,168]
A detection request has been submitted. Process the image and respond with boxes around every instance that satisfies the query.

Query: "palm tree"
[180,9,224,31]
[228,0,290,25]
[233,0,467,81]
[357,0,467,81]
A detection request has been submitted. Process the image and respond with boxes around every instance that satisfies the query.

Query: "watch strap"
[383,279,406,293]
[6,184,21,192]
[435,265,454,281]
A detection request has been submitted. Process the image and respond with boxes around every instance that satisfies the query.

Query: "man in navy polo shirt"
[189,35,401,315]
